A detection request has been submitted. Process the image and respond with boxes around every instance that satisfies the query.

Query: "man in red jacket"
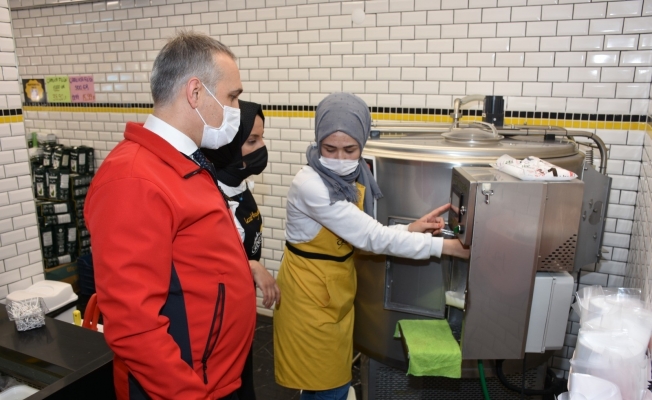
[85,31,256,400]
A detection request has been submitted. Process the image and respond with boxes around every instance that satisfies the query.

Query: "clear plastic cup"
[557,392,587,400]
[581,308,652,351]
[570,353,649,400]
[568,373,622,400]
[574,286,643,323]
[574,328,647,364]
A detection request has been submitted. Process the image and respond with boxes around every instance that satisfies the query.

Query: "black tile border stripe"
[0,109,23,116]
[23,102,153,108]
[19,102,650,124]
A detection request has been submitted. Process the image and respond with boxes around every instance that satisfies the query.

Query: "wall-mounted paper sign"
[69,75,95,103]
[45,75,71,103]
[23,79,47,103]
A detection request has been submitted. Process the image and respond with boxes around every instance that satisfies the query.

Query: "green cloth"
[394,319,462,378]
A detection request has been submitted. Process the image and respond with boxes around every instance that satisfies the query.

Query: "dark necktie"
[190,149,218,181]
[188,149,231,204]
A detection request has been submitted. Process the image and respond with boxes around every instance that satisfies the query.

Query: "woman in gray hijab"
[273,93,468,400]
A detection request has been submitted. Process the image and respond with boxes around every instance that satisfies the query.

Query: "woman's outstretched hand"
[408,203,450,234]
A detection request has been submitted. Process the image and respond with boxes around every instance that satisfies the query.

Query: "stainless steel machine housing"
[447,167,584,359]
[354,128,598,369]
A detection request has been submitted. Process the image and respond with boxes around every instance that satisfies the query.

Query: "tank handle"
[469,121,499,138]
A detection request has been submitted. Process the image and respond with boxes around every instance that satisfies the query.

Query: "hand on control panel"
[408,203,450,234]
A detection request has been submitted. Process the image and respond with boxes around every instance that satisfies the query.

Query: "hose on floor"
[478,360,491,400]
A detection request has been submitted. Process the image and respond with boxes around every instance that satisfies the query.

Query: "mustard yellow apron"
[274,183,365,391]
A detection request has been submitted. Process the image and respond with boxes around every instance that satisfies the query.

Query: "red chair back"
[82,293,101,331]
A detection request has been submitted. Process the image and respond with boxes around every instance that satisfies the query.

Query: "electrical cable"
[495,360,566,396]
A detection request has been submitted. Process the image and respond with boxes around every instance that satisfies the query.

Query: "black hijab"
[202,100,266,187]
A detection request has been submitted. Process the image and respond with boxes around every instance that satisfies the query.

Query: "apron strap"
[285,242,354,263]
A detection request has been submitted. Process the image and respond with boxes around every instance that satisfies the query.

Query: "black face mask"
[241,146,268,176]
[216,146,268,187]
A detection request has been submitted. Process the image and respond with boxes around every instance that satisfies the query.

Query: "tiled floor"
[252,315,362,400]
[250,315,301,399]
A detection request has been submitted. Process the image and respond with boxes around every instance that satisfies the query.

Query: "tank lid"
[364,133,579,163]
[442,125,504,144]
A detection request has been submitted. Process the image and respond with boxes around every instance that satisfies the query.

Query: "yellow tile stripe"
[18,105,650,131]
[262,110,315,118]
[23,105,152,114]
[0,115,24,123]
[503,118,648,131]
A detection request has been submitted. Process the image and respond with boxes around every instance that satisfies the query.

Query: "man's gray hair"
[150,31,236,106]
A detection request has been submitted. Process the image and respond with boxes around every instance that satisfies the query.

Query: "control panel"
[448,168,478,247]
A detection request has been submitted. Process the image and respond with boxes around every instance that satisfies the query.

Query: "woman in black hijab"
[203,100,280,400]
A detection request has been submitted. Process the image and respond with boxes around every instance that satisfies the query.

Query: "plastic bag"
[572,286,643,324]
[570,350,649,400]
[492,154,578,181]
[0,376,21,392]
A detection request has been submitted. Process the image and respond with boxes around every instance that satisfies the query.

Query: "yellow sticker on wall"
[23,79,46,103]
[45,75,71,103]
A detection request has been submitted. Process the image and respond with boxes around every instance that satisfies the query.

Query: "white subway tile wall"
[6,0,652,368]
[625,111,651,314]
[0,1,44,299]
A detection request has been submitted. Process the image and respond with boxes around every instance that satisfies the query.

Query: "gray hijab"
[306,92,383,217]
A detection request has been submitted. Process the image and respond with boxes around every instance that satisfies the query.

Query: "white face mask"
[195,82,241,149]
[319,156,359,176]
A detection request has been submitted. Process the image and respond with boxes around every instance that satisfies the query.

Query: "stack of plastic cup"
[573,287,643,323]
[569,286,652,400]
[557,392,588,400]
[567,373,621,400]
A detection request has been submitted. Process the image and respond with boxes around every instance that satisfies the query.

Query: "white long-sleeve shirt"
[285,166,444,259]
[218,179,251,243]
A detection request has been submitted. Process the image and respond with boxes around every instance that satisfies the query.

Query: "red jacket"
[85,122,256,400]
